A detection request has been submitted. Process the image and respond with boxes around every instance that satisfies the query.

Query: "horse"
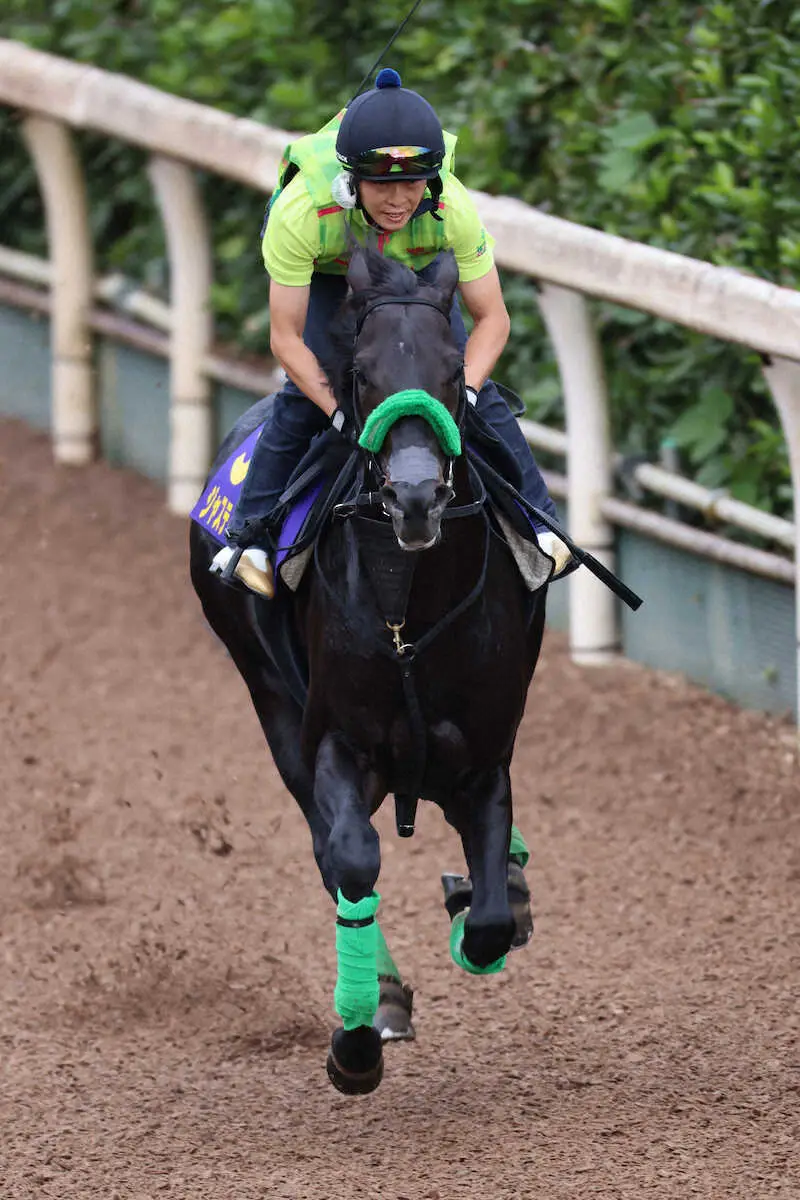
[190,246,549,1095]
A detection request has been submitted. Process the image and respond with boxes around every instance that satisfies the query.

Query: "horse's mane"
[325,248,447,410]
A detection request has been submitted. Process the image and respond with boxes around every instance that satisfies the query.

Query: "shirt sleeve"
[261,175,321,286]
[442,174,496,283]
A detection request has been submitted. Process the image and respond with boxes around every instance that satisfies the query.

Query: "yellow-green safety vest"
[270,111,458,274]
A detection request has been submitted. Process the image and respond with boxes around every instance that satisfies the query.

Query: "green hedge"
[1,1,796,516]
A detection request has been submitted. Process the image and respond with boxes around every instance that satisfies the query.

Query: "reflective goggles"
[343,145,443,178]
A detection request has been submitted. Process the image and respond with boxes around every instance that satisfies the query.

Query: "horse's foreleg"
[313,732,385,1095]
[448,764,515,972]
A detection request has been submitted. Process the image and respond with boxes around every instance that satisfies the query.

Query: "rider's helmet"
[336,68,445,198]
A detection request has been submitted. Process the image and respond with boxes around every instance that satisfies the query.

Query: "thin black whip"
[349,0,427,102]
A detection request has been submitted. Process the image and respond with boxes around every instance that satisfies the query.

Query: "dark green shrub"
[1,1,795,514]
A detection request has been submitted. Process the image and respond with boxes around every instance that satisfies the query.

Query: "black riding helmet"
[336,68,445,184]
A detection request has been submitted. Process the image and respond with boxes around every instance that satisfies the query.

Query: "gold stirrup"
[236,551,275,599]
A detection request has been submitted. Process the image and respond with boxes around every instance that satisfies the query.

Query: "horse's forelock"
[325,251,449,405]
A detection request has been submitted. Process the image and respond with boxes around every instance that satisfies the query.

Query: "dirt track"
[2,417,798,1199]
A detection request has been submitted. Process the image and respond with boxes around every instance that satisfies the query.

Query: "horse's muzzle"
[380,479,455,551]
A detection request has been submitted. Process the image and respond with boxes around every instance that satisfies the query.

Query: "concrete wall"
[1,300,794,719]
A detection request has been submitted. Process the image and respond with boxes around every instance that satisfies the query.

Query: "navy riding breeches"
[229,261,557,536]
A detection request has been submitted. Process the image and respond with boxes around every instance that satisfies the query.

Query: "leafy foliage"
[1,0,795,514]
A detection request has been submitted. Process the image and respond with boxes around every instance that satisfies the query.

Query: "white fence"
[1,40,798,709]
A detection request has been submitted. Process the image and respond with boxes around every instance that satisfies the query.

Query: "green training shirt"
[262,170,496,287]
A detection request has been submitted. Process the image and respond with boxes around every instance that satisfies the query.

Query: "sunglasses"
[344,145,443,178]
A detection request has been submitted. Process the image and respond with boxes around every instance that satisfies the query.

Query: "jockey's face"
[358,179,427,232]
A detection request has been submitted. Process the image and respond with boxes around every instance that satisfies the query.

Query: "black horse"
[190,247,550,1094]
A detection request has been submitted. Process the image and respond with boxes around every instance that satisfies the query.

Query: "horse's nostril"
[434,484,455,508]
[380,484,398,508]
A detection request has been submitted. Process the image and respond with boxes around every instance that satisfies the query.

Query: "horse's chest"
[314,600,530,757]
[306,535,533,769]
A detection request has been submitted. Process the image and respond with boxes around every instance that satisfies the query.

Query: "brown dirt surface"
[1,417,798,1199]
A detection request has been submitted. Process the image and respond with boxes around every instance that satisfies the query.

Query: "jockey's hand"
[537,529,573,577]
[330,407,356,444]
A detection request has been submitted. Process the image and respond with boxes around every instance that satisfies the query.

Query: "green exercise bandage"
[358,389,462,458]
[449,910,506,976]
[334,889,381,1031]
[509,823,530,868]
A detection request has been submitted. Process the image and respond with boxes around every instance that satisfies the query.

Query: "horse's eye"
[354,366,368,386]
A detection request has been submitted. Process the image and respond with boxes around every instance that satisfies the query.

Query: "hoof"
[442,868,534,951]
[326,1026,384,1095]
[461,913,513,972]
[508,861,534,950]
[374,976,415,1043]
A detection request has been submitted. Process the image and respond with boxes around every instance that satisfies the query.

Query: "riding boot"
[210,517,276,597]
[469,383,573,575]
[210,384,330,597]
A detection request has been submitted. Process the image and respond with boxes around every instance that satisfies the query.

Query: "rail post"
[22,115,95,464]
[148,155,213,515]
[536,284,619,664]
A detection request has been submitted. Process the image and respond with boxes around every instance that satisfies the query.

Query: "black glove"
[330,407,356,443]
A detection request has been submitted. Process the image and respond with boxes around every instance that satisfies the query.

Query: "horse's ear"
[429,250,459,309]
[347,245,372,294]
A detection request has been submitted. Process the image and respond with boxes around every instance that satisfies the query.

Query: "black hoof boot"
[326,1025,384,1095]
[373,976,415,1043]
[508,861,534,950]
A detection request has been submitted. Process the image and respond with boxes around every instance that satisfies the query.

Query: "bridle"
[345,292,481,517]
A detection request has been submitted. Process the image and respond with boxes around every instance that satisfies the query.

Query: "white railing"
[1,39,798,709]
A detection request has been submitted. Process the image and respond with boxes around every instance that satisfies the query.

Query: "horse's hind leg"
[374,924,415,1042]
[507,825,534,949]
[193,580,329,856]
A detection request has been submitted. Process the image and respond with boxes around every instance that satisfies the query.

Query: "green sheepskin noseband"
[358,389,462,458]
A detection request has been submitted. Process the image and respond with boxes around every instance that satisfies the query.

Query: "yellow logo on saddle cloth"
[229,451,251,486]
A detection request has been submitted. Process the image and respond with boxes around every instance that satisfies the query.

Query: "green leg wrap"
[509,823,530,868]
[375,919,400,981]
[449,910,506,976]
[334,889,381,1031]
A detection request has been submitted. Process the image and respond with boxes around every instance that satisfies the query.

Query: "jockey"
[211,68,570,596]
